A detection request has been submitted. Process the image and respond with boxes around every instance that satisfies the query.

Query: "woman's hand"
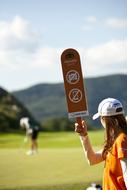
[75,120,88,137]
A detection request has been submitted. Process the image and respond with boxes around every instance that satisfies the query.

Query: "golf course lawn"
[0,131,104,190]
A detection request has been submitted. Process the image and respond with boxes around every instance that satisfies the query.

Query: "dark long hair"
[102,114,127,159]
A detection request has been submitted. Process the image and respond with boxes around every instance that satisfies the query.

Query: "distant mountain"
[0,87,38,132]
[13,74,127,126]
[85,74,127,115]
[13,83,66,121]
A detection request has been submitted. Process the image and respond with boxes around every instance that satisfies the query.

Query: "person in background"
[86,183,102,190]
[20,117,39,155]
[75,98,127,190]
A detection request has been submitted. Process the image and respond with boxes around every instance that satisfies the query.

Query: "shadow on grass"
[1,181,102,190]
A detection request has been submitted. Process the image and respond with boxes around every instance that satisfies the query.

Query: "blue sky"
[0,0,127,91]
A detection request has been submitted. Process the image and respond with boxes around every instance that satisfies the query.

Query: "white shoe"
[26,150,33,155]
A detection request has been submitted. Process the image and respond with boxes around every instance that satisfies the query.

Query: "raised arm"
[75,120,104,165]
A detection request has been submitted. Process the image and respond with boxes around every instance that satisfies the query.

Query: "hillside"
[13,74,127,126]
[0,87,38,131]
[13,83,66,121]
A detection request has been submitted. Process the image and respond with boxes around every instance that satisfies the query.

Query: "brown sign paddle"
[61,48,88,123]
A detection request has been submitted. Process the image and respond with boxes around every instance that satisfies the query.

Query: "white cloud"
[0,15,61,72]
[0,15,40,51]
[106,18,127,29]
[82,16,97,31]
[82,16,127,31]
[0,16,127,90]
[82,39,127,76]
[84,16,97,23]
[31,47,60,69]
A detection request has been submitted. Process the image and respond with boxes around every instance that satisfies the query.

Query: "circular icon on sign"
[66,70,80,84]
[69,88,82,103]
[65,52,74,60]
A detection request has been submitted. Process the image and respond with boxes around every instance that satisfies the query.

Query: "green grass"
[0,131,104,190]
[0,130,104,149]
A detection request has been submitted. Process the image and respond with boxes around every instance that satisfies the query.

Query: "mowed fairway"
[0,131,104,190]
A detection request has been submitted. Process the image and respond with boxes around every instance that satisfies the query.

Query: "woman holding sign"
[75,98,127,190]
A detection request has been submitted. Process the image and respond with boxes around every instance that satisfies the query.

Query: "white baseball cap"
[93,98,124,120]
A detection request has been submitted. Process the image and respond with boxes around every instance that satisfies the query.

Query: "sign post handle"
[76,117,82,126]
